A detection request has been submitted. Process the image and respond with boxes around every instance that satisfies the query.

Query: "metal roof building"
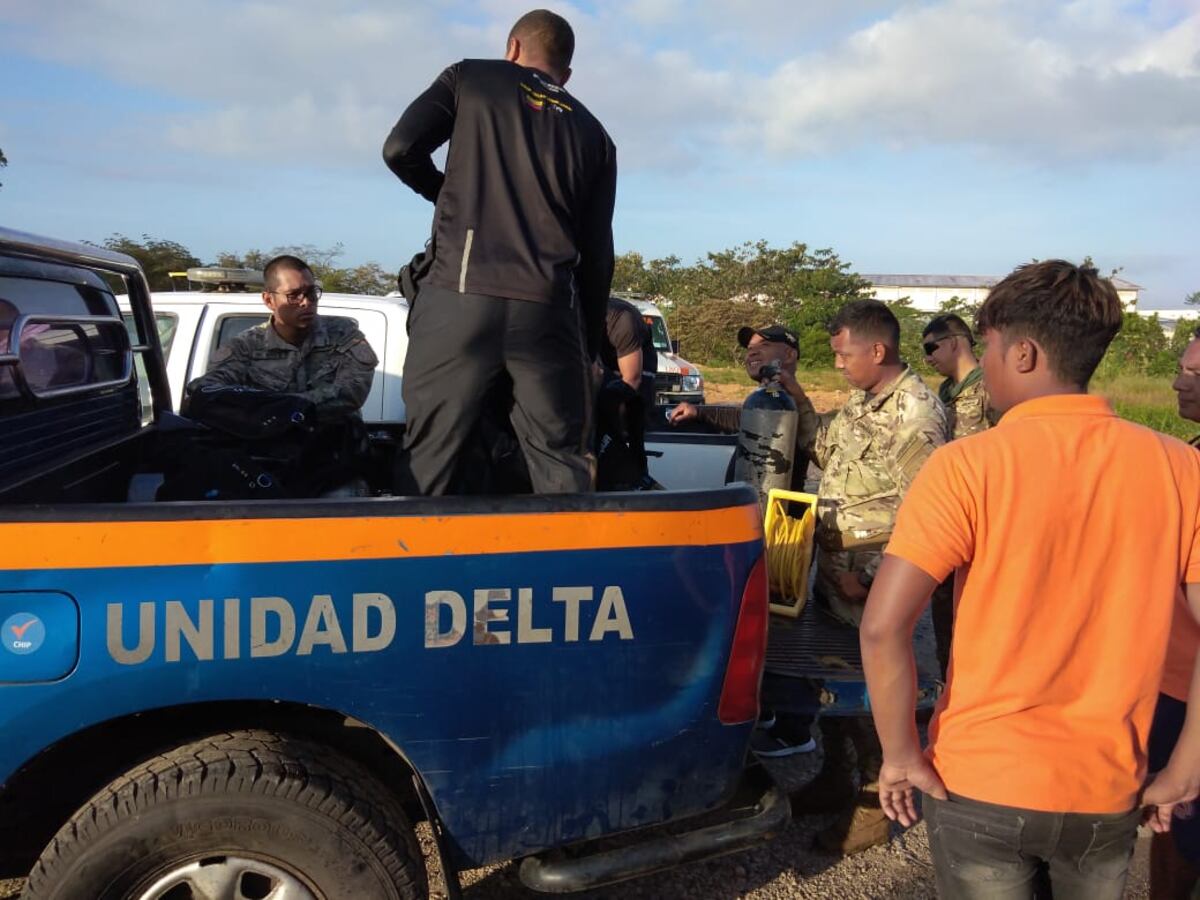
[862,274,1142,312]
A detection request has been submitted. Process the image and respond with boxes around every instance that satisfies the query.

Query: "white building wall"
[867,284,1139,313]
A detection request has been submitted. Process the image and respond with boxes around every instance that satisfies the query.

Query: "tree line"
[615,242,1198,380]
[93,234,397,296]
[93,233,1196,379]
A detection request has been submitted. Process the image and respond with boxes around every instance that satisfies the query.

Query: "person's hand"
[878,756,948,827]
[776,368,802,394]
[668,402,698,425]
[1143,766,1200,833]
[838,571,870,601]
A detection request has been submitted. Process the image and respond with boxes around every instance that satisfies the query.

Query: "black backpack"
[158,388,366,500]
[595,378,661,492]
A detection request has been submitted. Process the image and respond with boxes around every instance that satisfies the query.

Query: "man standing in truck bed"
[383,9,617,496]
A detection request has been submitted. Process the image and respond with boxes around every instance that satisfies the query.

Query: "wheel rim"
[134,855,320,900]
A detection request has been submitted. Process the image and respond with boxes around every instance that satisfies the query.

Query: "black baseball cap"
[737,324,798,351]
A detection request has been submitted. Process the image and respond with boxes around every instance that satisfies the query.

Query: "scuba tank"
[733,359,798,512]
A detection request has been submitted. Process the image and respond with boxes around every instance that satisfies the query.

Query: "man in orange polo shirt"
[860,260,1200,899]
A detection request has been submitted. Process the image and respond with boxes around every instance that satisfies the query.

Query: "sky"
[1,0,1198,307]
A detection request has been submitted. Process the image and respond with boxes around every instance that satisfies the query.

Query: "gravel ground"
[427,748,1152,900]
[0,833,1155,900]
[0,745,1153,899]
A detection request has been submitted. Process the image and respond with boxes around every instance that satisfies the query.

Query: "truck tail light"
[718,554,768,725]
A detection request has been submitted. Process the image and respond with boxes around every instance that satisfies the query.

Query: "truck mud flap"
[518,764,789,894]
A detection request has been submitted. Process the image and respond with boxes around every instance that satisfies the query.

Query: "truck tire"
[22,730,427,900]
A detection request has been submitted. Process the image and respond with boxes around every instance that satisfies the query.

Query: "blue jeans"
[925,793,1141,899]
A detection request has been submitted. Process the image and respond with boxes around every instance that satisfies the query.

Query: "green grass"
[1094,374,1195,440]
[697,365,756,387]
[700,365,1198,441]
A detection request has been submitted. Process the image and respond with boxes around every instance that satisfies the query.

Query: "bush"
[1095,312,1175,381]
[665,298,762,367]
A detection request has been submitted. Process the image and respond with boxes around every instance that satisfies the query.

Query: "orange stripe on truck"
[0,506,762,570]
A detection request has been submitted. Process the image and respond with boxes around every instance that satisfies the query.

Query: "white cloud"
[3,0,1199,173]
[749,1,1200,159]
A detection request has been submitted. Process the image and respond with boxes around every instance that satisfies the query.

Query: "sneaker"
[751,728,817,758]
[755,709,777,730]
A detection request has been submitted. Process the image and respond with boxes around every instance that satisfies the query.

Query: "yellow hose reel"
[763,488,817,617]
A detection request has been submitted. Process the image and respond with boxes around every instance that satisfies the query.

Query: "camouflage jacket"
[796,365,948,548]
[939,366,992,439]
[188,316,378,418]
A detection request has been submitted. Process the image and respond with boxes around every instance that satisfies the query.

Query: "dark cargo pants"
[396,286,593,496]
[925,793,1141,899]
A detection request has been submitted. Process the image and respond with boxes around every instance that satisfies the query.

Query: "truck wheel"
[23,730,427,900]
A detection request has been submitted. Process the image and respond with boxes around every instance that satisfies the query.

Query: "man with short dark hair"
[592,297,658,490]
[601,296,656,397]
[922,313,992,438]
[383,9,616,496]
[786,299,946,854]
[186,255,378,419]
[798,300,947,626]
[862,261,1200,899]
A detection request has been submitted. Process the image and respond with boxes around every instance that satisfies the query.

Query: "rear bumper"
[763,601,943,717]
[518,764,788,893]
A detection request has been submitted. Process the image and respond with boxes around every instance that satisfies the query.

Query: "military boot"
[790,719,858,816]
[814,788,891,855]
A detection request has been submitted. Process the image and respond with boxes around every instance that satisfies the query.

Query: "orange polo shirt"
[1162,594,1200,702]
[887,394,1200,813]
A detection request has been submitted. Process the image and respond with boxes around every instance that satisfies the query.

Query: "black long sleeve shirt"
[383,59,617,356]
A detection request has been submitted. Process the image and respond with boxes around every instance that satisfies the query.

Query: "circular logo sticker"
[3,613,45,655]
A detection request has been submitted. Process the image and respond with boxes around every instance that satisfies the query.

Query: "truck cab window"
[1,276,131,403]
[122,312,179,361]
[643,315,670,352]
[214,314,269,353]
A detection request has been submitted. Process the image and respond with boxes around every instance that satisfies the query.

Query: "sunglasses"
[923,334,973,356]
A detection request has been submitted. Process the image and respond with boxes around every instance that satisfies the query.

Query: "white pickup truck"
[622,296,705,406]
[122,279,734,489]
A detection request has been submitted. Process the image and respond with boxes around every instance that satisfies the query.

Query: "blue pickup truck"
[0,229,789,899]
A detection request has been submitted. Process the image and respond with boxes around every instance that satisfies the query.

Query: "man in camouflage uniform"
[794,302,948,627]
[187,254,378,419]
[920,314,993,674]
[789,299,947,854]
[922,313,992,439]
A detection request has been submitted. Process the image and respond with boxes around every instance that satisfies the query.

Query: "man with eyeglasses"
[187,254,378,419]
[922,314,992,439]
